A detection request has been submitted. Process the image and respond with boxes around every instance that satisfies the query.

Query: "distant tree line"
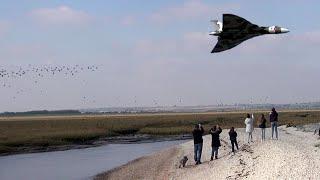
[0,110,81,116]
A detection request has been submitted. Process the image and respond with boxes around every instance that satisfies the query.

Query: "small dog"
[179,156,188,168]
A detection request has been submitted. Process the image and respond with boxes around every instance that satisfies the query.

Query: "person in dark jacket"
[210,125,222,160]
[192,124,204,165]
[229,127,238,154]
[269,107,279,140]
[259,114,267,141]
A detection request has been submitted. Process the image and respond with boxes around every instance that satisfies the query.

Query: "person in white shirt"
[244,113,254,143]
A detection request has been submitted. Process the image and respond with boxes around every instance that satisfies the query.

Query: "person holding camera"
[210,125,222,160]
[192,123,204,165]
[245,113,254,143]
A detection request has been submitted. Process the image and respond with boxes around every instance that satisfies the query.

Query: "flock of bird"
[0,64,100,103]
[0,64,98,81]
[1,64,278,108]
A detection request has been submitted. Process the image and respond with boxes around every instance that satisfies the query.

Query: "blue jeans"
[194,143,203,162]
[212,146,219,158]
[271,121,278,139]
[261,128,266,140]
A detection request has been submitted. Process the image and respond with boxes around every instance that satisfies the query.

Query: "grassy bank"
[1,110,320,154]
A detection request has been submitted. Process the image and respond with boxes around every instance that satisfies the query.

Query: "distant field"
[1,110,320,154]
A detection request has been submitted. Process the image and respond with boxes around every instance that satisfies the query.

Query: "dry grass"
[0,110,320,154]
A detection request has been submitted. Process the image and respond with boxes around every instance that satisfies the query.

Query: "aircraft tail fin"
[210,20,222,32]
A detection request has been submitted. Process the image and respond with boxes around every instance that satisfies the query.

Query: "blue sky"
[0,0,320,111]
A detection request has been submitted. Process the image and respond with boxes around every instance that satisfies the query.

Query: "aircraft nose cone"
[280,27,289,33]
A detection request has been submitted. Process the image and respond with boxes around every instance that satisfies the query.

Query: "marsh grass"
[1,110,320,154]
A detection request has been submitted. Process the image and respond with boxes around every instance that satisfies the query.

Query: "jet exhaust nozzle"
[280,27,289,33]
[267,26,290,34]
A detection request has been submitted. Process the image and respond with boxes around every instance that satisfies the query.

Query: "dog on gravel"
[179,156,188,168]
[314,128,320,136]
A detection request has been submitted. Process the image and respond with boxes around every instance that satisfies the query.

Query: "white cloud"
[0,43,52,65]
[30,6,91,25]
[149,0,240,23]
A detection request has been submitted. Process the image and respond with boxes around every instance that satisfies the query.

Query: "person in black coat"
[269,107,279,140]
[210,125,222,160]
[259,114,267,141]
[192,124,204,165]
[229,127,239,154]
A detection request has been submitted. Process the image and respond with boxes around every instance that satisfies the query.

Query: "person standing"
[244,113,254,143]
[192,124,204,165]
[210,125,222,160]
[259,114,267,141]
[229,127,239,154]
[269,107,279,140]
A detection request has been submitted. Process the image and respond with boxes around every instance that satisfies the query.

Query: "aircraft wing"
[211,33,261,53]
[222,14,258,32]
[211,14,265,53]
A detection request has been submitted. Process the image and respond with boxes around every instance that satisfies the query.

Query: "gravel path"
[95,125,320,180]
[172,126,320,180]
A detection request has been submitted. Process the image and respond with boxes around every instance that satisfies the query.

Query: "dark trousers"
[211,146,219,158]
[231,140,238,152]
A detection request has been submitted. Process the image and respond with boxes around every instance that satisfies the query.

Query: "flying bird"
[210,14,289,53]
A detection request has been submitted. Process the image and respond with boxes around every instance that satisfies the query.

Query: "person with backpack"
[229,127,239,154]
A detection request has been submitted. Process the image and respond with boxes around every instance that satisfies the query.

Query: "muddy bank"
[95,147,180,180]
[0,134,191,156]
